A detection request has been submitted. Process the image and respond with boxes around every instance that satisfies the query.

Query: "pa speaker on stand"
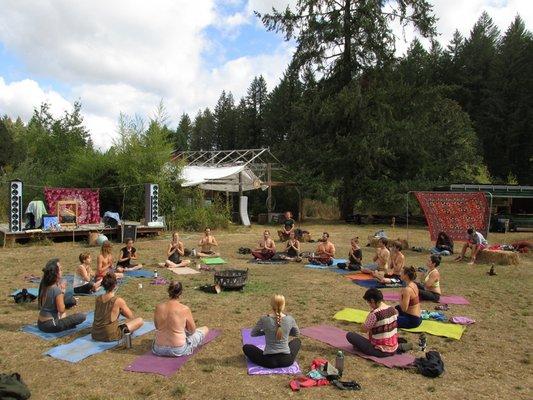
[9,180,23,232]
[144,183,159,223]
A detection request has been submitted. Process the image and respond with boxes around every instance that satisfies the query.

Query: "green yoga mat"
[201,257,226,265]
[333,308,466,340]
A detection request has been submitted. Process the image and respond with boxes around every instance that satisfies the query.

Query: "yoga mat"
[247,259,289,265]
[45,322,155,363]
[345,273,374,281]
[22,312,95,340]
[353,280,404,289]
[241,329,301,375]
[124,269,155,278]
[300,325,415,368]
[382,292,470,305]
[124,329,222,377]
[201,257,226,265]
[333,308,466,340]
[304,258,348,269]
[169,267,200,275]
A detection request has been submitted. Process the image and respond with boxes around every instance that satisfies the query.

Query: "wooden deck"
[0,223,164,247]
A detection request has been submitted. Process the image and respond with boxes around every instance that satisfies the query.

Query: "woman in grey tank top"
[242,294,301,368]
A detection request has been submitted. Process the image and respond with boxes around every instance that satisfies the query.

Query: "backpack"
[0,373,31,400]
[13,289,37,304]
[415,351,445,378]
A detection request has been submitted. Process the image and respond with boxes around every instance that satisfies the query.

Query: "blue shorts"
[152,330,205,357]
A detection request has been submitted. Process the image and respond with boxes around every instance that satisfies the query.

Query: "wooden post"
[267,163,272,219]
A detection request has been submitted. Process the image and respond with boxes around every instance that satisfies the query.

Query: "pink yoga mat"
[124,329,221,377]
[382,292,470,305]
[300,325,415,369]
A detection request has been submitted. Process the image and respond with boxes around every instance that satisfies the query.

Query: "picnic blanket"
[201,257,226,265]
[333,308,466,340]
[241,329,301,375]
[45,322,156,363]
[124,329,221,377]
[300,325,415,368]
[304,258,348,269]
[382,292,470,305]
[22,312,95,340]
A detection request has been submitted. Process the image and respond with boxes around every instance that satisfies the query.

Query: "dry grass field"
[0,223,532,400]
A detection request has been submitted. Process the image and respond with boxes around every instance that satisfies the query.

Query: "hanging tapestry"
[44,188,100,225]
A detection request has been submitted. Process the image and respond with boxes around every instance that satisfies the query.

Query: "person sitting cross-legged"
[361,238,390,275]
[281,231,301,261]
[242,294,301,368]
[375,241,404,284]
[116,238,143,272]
[417,255,442,302]
[152,281,209,357]
[91,272,144,342]
[252,230,276,260]
[308,232,336,266]
[159,232,191,268]
[196,227,220,257]
[277,211,295,242]
[347,236,363,270]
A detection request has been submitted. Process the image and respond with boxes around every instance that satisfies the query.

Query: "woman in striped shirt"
[346,288,399,357]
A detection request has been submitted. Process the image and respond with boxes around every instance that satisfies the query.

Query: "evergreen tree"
[214,91,237,150]
[174,113,193,151]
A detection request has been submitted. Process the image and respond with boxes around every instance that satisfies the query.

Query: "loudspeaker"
[144,183,159,223]
[9,180,23,232]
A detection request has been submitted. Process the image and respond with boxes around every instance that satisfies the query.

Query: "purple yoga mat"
[300,325,415,369]
[382,292,470,305]
[124,329,221,377]
[241,328,301,375]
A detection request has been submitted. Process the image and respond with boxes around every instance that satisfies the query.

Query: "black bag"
[13,289,37,304]
[0,373,31,400]
[415,351,445,378]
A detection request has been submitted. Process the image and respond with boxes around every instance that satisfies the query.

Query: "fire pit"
[214,269,248,290]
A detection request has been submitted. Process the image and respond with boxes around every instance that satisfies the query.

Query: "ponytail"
[271,294,286,341]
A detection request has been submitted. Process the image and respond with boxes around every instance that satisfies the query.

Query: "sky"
[0,0,531,149]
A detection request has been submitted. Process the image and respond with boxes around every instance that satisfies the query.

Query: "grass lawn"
[0,223,532,400]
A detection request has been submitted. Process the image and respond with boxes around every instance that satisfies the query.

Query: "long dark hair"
[38,259,61,308]
[438,231,453,246]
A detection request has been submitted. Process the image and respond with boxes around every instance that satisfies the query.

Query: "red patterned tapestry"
[414,192,489,241]
[44,188,100,224]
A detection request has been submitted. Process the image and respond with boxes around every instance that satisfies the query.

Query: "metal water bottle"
[154,270,158,278]
[335,350,344,377]
[123,332,132,349]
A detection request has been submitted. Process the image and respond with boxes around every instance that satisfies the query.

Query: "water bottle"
[123,332,132,349]
[154,270,158,279]
[418,333,427,351]
[335,350,344,377]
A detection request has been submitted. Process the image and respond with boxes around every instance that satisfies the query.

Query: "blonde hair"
[271,294,286,340]
[100,241,112,256]
[172,232,180,243]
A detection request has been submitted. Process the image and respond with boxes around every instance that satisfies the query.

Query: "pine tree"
[175,113,193,151]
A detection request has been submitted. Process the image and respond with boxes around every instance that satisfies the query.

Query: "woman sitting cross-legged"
[417,255,442,302]
[159,232,191,268]
[73,252,102,294]
[243,294,301,368]
[251,230,276,260]
[152,281,209,357]
[395,267,422,329]
[281,231,301,261]
[91,272,144,342]
[346,288,400,357]
[375,241,404,284]
[37,259,86,333]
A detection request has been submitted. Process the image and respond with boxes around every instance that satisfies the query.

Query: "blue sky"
[0,0,531,148]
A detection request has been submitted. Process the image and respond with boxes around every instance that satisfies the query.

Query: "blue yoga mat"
[304,258,347,269]
[353,280,404,289]
[124,269,154,278]
[22,312,95,340]
[45,321,156,363]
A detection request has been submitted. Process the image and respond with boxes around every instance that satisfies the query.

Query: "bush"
[169,203,231,231]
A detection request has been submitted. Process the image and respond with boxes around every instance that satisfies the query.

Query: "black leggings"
[243,338,301,368]
[416,283,441,302]
[74,283,94,294]
[346,332,394,358]
[37,313,86,333]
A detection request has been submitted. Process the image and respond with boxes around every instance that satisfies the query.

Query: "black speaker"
[9,180,23,232]
[144,183,159,223]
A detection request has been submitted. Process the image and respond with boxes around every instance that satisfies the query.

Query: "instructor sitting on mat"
[346,288,399,357]
[37,259,86,333]
[395,267,422,329]
[153,281,209,357]
[243,294,301,368]
[308,232,336,266]
[159,232,191,268]
[417,255,441,302]
[92,272,144,342]
[277,211,295,242]
[196,227,220,257]
[252,230,276,260]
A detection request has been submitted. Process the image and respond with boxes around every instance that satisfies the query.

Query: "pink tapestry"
[44,188,100,224]
[414,192,489,241]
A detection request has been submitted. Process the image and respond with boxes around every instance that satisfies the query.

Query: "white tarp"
[180,165,262,192]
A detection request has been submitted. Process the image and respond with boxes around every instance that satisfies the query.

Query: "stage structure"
[172,148,300,225]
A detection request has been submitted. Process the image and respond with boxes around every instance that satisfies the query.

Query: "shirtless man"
[308,232,336,266]
[376,241,404,284]
[361,238,390,274]
[196,227,219,257]
[152,281,209,357]
[252,230,276,260]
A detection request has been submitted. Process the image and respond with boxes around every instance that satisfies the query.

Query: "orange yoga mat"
[345,273,374,281]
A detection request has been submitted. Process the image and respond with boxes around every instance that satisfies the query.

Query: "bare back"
[154,300,191,347]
